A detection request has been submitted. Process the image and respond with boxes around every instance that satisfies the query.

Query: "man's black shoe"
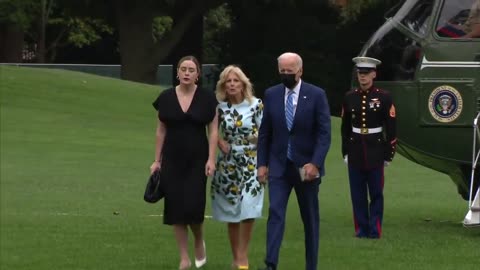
[258,265,276,270]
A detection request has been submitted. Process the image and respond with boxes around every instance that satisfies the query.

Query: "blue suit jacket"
[257,81,331,177]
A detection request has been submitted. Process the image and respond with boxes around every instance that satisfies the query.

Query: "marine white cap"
[352,56,382,69]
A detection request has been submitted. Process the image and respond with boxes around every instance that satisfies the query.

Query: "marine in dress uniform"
[341,56,397,239]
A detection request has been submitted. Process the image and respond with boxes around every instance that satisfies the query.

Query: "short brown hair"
[177,55,201,75]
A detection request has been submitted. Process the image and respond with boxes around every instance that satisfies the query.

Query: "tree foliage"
[48,17,113,48]
[217,0,339,100]
[199,0,402,114]
[0,0,37,61]
[152,16,173,43]
[340,0,402,23]
[0,0,36,29]
[0,0,114,62]
[1,0,405,91]
[203,3,232,63]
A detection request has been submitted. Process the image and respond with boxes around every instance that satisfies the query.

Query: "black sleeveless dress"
[152,87,217,225]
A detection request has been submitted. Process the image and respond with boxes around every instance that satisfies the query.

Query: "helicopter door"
[418,0,480,126]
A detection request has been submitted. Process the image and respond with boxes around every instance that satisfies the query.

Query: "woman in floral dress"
[212,65,264,269]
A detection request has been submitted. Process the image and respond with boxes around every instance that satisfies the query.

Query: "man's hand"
[247,134,258,144]
[218,139,230,155]
[303,163,320,181]
[258,166,268,184]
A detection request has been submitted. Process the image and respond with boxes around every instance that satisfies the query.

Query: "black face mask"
[280,73,297,89]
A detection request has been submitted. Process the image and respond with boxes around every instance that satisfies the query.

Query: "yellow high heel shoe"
[231,262,249,270]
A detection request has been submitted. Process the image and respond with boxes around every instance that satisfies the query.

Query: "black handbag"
[144,169,164,203]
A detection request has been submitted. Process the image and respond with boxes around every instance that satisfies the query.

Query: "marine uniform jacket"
[341,86,397,169]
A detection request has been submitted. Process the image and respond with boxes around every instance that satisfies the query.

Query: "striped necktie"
[285,90,295,159]
[285,90,295,130]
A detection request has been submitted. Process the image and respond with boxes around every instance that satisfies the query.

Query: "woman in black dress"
[150,56,218,270]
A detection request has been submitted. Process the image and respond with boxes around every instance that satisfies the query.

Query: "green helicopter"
[354,0,480,205]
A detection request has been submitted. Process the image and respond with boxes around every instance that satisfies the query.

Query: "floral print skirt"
[211,147,264,222]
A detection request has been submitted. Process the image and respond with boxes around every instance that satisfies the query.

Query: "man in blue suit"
[257,52,331,270]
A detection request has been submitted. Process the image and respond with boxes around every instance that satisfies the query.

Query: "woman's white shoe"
[194,241,206,268]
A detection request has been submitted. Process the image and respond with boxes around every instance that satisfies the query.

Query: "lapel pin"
[303,96,307,99]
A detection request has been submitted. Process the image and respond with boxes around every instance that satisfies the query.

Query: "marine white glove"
[384,161,390,167]
[343,155,348,165]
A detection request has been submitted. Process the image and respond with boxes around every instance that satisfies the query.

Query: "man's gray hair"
[278,52,303,69]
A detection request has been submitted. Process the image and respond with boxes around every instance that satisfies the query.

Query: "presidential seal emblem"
[428,85,463,123]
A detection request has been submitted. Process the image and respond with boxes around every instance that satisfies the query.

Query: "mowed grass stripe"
[0,66,478,270]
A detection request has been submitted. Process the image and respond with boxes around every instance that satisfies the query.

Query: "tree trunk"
[0,23,24,63]
[36,0,47,63]
[115,1,158,84]
[165,1,204,87]
[114,0,215,84]
[151,0,209,66]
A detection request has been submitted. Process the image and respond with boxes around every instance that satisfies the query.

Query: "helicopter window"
[363,25,422,81]
[398,0,434,36]
[436,0,480,38]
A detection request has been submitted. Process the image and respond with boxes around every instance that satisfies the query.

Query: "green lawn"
[0,66,478,270]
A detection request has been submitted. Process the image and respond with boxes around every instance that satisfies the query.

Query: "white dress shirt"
[284,79,302,114]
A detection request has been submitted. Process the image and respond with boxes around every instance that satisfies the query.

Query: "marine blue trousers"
[348,165,384,238]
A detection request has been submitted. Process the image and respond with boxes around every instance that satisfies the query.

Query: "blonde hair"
[215,65,254,104]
